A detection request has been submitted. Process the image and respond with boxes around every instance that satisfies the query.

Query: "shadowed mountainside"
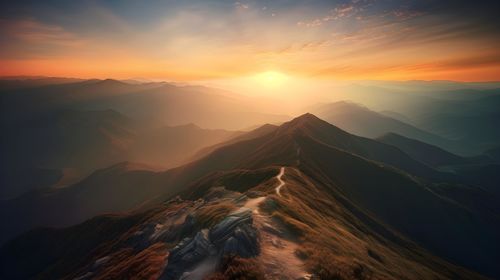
[311,101,460,154]
[1,113,499,278]
[0,109,240,199]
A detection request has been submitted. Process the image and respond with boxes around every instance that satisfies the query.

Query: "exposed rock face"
[213,208,259,258]
[161,230,216,279]
[160,207,260,280]
[209,208,253,244]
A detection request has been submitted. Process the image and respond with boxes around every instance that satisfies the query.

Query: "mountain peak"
[278,113,344,136]
[288,112,323,125]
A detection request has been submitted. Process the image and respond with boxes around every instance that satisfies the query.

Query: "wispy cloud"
[2,18,83,46]
[0,0,498,81]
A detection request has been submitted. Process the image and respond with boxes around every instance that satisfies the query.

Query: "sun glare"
[254,71,288,87]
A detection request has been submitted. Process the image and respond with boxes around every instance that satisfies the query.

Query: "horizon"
[1,2,500,279]
[1,1,499,82]
[2,75,500,83]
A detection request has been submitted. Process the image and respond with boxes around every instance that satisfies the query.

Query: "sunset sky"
[1,0,499,82]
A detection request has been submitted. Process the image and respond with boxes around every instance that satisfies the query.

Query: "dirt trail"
[242,167,311,280]
[275,167,286,197]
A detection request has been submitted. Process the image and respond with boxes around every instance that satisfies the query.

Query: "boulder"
[160,207,260,279]
[209,208,253,245]
[160,230,214,279]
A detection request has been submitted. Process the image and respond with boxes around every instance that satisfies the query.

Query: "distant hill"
[0,109,136,199]
[0,78,289,130]
[377,132,469,167]
[311,101,459,154]
[128,123,240,167]
[0,108,244,199]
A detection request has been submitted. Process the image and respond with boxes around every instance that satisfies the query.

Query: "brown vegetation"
[195,201,237,229]
[94,243,168,280]
[205,255,265,280]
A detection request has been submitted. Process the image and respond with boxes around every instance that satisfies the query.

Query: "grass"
[194,201,237,229]
[205,255,265,280]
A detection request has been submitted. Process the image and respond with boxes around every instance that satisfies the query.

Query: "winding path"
[275,167,285,197]
[242,166,310,279]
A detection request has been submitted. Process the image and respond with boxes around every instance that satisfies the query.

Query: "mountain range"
[1,113,499,279]
[1,78,499,279]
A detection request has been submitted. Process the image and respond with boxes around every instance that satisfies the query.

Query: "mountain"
[1,113,498,279]
[311,101,458,154]
[190,123,278,161]
[378,133,500,198]
[0,78,289,130]
[0,109,136,199]
[128,123,240,168]
[0,76,85,91]
[377,132,469,167]
[0,108,243,199]
[325,83,500,155]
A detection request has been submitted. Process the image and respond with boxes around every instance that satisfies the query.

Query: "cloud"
[234,2,249,10]
[1,18,82,46]
[297,3,363,27]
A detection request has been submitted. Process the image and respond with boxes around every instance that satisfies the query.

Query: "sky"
[0,0,499,82]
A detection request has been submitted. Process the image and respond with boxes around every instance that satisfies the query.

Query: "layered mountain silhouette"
[0,78,288,130]
[0,108,240,199]
[377,132,471,167]
[311,101,460,154]
[2,113,499,279]
[333,85,500,155]
[377,132,500,197]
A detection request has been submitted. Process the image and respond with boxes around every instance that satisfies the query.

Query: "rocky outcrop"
[161,230,216,279]
[160,207,260,280]
[212,208,260,258]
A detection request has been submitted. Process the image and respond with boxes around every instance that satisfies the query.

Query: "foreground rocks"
[160,208,260,279]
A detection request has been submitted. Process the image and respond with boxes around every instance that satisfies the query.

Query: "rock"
[171,230,211,264]
[162,214,197,241]
[211,208,260,258]
[160,230,213,280]
[221,225,260,257]
[160,207,260,279]
[209,208,253,245]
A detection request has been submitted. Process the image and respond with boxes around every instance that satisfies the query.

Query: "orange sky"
[0,1,499,82]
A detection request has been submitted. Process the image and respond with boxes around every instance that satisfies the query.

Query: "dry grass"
[94,243,168,280]
[303,248,373,280]
[258,167,471,280]
[194,201,237,229]
[205,255,265,280]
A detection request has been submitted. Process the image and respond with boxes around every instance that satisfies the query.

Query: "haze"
[1,1,500,280]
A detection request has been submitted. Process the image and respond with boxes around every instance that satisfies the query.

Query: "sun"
[254,71,288,87]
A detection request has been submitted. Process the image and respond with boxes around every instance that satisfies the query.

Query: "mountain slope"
[128,123,240,168]
[0,113,453,241]
[377,132,469,167]
[1,113,498,278]
[377,133,500,197]
[311,101,454,150]
[0,154,489,279]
